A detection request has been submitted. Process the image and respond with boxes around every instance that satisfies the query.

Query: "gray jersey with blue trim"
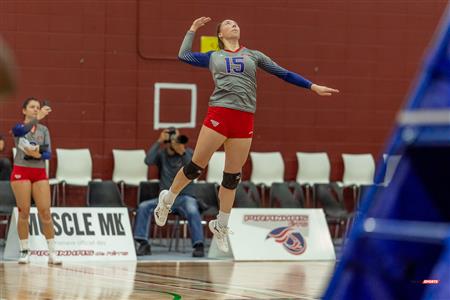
[13,124,50,169]
[179,31,312,113]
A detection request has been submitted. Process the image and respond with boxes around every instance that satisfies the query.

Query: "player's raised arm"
[178,17,213,68]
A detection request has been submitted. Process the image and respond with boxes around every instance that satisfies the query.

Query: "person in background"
[134,128,205,257]
[10,97,61,265]
[0,134,12,180]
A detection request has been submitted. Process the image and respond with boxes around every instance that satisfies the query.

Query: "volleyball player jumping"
[154,17,339,252]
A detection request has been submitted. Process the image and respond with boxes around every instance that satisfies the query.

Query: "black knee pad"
[221,172,241,189]
[183,161,204,180]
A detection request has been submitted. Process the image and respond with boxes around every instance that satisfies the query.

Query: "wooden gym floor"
[0,260,335,299]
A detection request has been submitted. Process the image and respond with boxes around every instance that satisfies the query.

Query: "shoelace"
[214,224,233,236]
[157,204,172,216]
[19,250,29,258]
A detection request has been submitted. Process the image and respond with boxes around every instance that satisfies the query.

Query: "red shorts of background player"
[203,106,254,138]
[10,165,48,183]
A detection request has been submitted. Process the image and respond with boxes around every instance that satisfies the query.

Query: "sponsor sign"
[4,207,136,262]
[209,208,335,261]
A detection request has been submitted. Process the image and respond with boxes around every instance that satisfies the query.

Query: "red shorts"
[10,165,48,183]
[203,106,254,138]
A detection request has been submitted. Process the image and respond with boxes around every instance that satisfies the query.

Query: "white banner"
[4,207,136,262]
[209,208,335,261]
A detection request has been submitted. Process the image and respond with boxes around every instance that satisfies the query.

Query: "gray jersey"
[13,124,50,169]
[178,31,312,113]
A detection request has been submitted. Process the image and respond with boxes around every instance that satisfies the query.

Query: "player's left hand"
[311,84,339,96]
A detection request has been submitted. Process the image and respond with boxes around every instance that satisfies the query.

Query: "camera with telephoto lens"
[165,127,188,144]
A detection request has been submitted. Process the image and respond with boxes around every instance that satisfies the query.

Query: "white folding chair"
[296,152,331,207]
[112,149,148,198]
[206,151,225,184]
[13,147,60,205]
[342,153,375,186]
[250,152,285,206]
[342,153,375,205]
[56,148,96,206]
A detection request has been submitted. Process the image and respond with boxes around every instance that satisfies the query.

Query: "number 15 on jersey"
[225,57,245,73]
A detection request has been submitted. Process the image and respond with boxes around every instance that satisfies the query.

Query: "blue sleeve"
[178,31,212,68]
[255,50,313,89]
[41,127,51,160]
[284,71,313,89]
[178,51,213,68]
[41,151,51,160]
[11,118,38,137]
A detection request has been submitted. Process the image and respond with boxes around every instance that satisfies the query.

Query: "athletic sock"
[217,211,230,228]
[163,188,178,206]
[20,239,29,251]
[47,239,55,253]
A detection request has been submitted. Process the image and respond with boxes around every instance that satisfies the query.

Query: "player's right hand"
[190,17,211,32]
[37,106,51,120]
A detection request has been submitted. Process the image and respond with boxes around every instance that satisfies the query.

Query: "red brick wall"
[0,0,447,197]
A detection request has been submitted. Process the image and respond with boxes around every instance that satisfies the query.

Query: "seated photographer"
[0,134,12,180]
[134,128,205,257]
